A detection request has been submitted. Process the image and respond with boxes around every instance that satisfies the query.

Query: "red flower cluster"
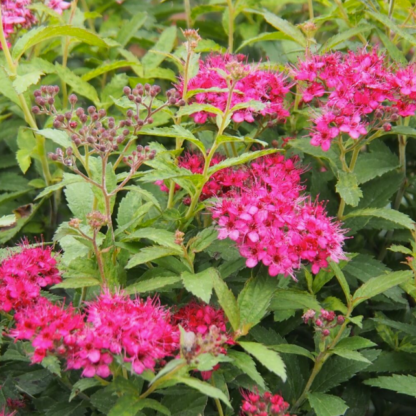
[11,290,179,378]
[156,152,249,203]
[293,50,416,151]
[176,53,289,124]
[173,301,231,379]
[241,390,290,416]
[0,244,61,312]
[302,308,345,337]
[212,154,346,278]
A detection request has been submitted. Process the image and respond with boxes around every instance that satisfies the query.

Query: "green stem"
[226,0,234,52]
[334,0,367,45]
[0,8,52,185]
[308,0,314,20]
[337,143,361,220]
[80,0,96,32]
[211,378,225,416]
[184,0,191,28]
[292,305,353,411]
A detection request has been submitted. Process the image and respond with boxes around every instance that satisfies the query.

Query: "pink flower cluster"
[11,290,179,378]
[293,50,416,151]
[0,244,61,312]
[302,308,345,337]
[212,154,346,278]
[1,0,70,46]
[176,53,290,124]
[156,152,249,203]
[240,390,290,416]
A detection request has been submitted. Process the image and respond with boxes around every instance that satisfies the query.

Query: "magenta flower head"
[212,154,347,278]
[0,241,62,312]
[176,53,290,124]
[240,389,290,416]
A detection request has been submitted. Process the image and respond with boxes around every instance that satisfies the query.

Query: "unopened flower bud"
[32,106,40,114]
[337,315,345,325]
[53,120,62,129]
[322,329,330,337]
[383,123,392,132]
[69,94,78,105]
[123,86,131,95]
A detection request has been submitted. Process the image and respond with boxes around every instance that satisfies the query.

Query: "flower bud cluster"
[122,145,156,169]
[240,389,290,416]
[302,308,345,337]
[86,211,108,229]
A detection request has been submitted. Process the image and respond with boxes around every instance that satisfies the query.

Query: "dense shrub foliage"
[1,1,416,415]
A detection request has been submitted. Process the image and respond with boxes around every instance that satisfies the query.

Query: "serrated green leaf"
[212,273,240,331]
[332,349,371,363]
[41,355,61,376]
[389,244,413,255]
[237,275,277,333]
[336,337,376,351]
[353,271,412,306]
[35,128,72,148]
[329,261,351,305]
[177,103,224,117]
[81,61,141,81]
[12,70,43,94]
[376,28,407,65]
[236,32,291,52]
[16,127,37,174]
[172,377,231,408]
[142,26,177,72]
[36,173,83,200]
[308,392,348,416]
[0,215,16,227]
[52,277,100,289]
[109,395,171,416]
[247,9,307,47]
[363,375,416,398]
[12,25,109,60]
[116,11,147,47]
[354,152,399,184]
[125,275,181,294]
[181,268,216,303]
[208,149,277,176]
[336,172,362,207]
[122,227,181,251]
[189,228,218,253]
[371,316,416,337]
[55,63,100,105]
[126,246,180,269]
[322,24,373,52]
[69,378,101,402]
[239,341,286,381]
[228,350,266,390]
[344,208,414,230]
[270,289,321,311]
[269,344,315,360]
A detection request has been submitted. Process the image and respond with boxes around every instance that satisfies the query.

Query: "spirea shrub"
[1,1,416,416]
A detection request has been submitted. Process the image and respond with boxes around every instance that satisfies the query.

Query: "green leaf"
[35,128,72,148]
[354,151,399,184]
[36,173,83,200]
[69,378,101,402]
[41,355,61,377]
[12,70,43,94]
[353,271,412,306]
[329,261,351,304]
[375,28,407,65]
[332,349,371,364]
[181,268,216,303]
[122,228,182,251]
[52,277,101,289]
[109,395,171,416]
[239,341,286,381]
[390,125,416,137]
[172,377,231,408]
[363,375,416,398]
[237,274,277,332]
[371,316,416,337]
[269,344,315,360]
[247,9,307,47]
[55,63,100,105]
[367,10,416,49]
[189,228,218,253]
[12,25,109,60]
[336,336,376,351]
[142,26,177,72]
[116,191,142,229]
[116,12,147,47]
[81,61,141,81]
[312,350,380,392]
[344,208,414,230]
[138,125,206,154]
[16,127,36,174]
[336,172,362,207]
[0,215,16,227]
[236,32,291,52]
[308,392,348,416]
[0,67,19,105]
[65,181,94,221]
[389,244,413,255]
[270,289,321,311]
[212,273,240,331]
[125,275,181,294]
[126,246,180,269]
[322,24,373,52]
[227,350,266,390]
[207,149,277,176]
[177,103,224,118]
